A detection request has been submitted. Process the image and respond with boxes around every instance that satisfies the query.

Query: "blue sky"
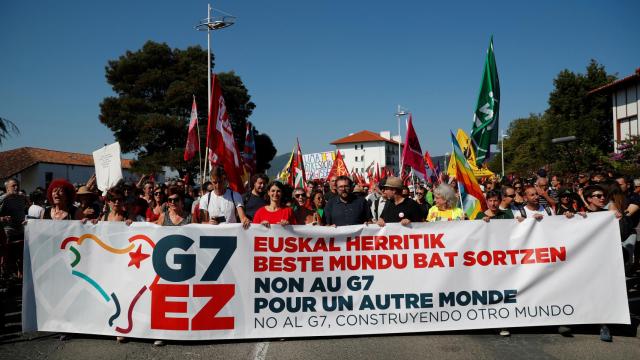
[1,0,638,160]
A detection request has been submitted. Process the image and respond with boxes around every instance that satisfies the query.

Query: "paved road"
[2,276,640,359]
[1,326,640,360]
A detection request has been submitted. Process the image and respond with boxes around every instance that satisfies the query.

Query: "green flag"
[471,36,500,167]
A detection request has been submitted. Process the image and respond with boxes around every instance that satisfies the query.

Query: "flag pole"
[203,3,212,184]
[194,95,203,187]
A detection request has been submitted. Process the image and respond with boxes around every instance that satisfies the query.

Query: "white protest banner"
[303,151,335,180]
[23,212,629,340]
[92,142,123,194]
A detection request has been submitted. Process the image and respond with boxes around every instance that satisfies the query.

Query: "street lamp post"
[501,131,508,178]
[195,3,235,180]
[444,152,449,175]
[395,105,408,175]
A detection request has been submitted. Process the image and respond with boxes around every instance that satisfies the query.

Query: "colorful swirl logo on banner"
[60,234,159,334]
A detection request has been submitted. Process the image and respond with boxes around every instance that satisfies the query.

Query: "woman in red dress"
[253,181,296,227]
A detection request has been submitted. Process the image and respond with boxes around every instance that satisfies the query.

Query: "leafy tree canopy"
[488,60,617,176]
[0,116,19,147]
[99,41,276,177]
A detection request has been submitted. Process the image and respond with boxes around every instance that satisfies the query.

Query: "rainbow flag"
[451,131,487,219]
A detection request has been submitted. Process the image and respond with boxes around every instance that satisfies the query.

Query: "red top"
[253,206,297,225]
[146,207,160,222]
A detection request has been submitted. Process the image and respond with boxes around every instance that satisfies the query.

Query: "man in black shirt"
[413,185,429,219]
[324,176,372,226]
[377,177,424,226]
[243,173,269,221]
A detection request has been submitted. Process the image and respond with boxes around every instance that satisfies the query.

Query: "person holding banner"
[42,179,77,221]
[481,190,514,221]
[426,184,464,222]
[324,176,372,226]
[253,181,296,227]
[199,166,250,229]
[101,187,133,224]
[156,186,192,226]
[377,177,424,226]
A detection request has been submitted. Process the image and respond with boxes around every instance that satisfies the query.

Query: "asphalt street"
[2,275,639,359]
[1,324,640,360]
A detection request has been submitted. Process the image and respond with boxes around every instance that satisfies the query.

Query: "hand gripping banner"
[22,212,629,340]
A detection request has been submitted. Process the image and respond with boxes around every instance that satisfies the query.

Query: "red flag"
[326,151,349,180]
[206,74,244,193]
[424,150,436,173]
[184,97,200,161]
[400,114,427,180]
[374,163,380,183]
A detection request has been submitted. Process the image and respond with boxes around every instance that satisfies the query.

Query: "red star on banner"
[128,244,150,269]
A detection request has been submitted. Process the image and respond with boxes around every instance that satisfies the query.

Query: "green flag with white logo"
[471,36,500,167]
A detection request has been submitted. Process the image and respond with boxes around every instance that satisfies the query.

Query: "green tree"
[492,60,616,176]
[99,41,275,177]
[0,116,19,146]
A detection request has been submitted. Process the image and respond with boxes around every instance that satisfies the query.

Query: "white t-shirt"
[27,204,45,219]
[522,204,554,218]
[199,189,243,223]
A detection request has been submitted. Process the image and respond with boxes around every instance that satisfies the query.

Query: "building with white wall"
[589,68,639,152]
[330,130,404,176]
[0,147,137,192]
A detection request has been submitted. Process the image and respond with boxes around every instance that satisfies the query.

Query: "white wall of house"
[334,135,404,177]
[612,80,639,151]
[13,163,138,192]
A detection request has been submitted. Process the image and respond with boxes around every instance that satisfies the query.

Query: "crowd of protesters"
[1,166,639,342]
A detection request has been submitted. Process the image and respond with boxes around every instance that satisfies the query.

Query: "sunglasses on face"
[416,192,424,195]
[590,193,604,199]
[154,192,162,195]
[294,194,306,198]
[168,197,180,204]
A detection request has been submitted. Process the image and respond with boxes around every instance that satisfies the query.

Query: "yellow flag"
[448,129,494,178]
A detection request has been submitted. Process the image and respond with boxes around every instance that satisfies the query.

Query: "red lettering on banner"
[429,233,445,248]
[254,237,341,252]
[191,284,235,330]
[254,256,324,272]
[151,284,189,330]
[462,247,566,266]
[535,248,550,263]
[520,249,535,264]
[346,234,446,251]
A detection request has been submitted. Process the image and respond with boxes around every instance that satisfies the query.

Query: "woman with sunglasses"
[512,181,526,207]
[253,181,296,227]
[156,186,191,226]
[145,185,166,222]
[101,187,133,224]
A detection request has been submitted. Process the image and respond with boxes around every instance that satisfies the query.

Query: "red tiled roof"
[0,147,133,179]
[588,67,640,95]
[330,130,400,145]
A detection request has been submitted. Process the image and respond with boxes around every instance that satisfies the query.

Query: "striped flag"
[451,131,486,219]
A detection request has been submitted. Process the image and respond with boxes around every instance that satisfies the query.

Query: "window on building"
[361,155,364,161]
[354,144,358,150]
[619,116,639,143]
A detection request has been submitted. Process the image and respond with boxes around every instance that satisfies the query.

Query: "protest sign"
[303,151,335,180]
[92,142,123,194]
[23,212,629,340]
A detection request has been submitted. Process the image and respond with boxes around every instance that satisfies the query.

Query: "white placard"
[92,142,123,193]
